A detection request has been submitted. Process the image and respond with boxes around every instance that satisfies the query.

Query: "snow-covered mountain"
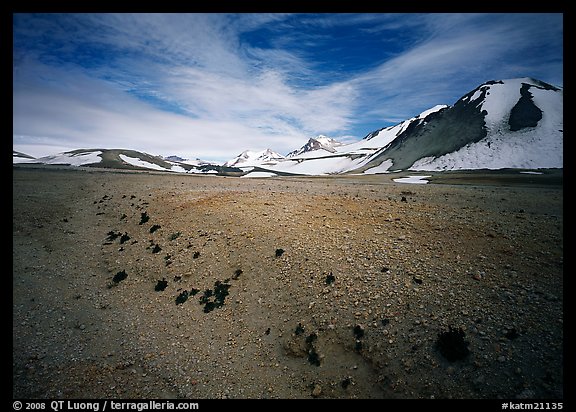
[237,105,450,176]
[13,150,37,163]
[287,135,344,158]
[14,149,105,166]
[360,77,563,172]
[240,77,562,176]
[15,78,562,177]
[14,148,242,175]
[224,149,285,168]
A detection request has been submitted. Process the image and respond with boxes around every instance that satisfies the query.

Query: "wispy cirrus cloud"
[13,13,562,161]
[350,13,563,123]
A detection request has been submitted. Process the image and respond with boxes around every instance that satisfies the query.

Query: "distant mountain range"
[14,77,562,177]
[13,148,243,175]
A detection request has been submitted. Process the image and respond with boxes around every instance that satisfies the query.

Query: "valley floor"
[13,167,563,399]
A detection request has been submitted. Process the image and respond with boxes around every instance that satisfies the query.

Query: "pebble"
[312,384,322,397]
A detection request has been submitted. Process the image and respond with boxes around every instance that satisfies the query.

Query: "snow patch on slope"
[363,159,394,174]
[35,151,103,166]
[120,154,169,171]
[411,129,562,171]
[266,155,369,175]
[393,175,431,184]
[240,171,277,178]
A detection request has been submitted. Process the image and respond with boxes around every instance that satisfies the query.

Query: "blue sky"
[13,13,563,162]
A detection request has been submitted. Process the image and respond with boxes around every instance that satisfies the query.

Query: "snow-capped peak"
[287,135,344,157]
[314,135,340,146]
[224,148,285,167]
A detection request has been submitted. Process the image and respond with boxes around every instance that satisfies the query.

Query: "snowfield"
[119,154,169,171]
[392,175,431,184]
[22,151,104,166]
[265,155,370,175]
[240,171,278,178]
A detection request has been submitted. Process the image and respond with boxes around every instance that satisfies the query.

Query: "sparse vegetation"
[112,270,127,283]
[325,272,335,284]
[436,326,470,362]
[155,279,168,291]
[139,212,149,225]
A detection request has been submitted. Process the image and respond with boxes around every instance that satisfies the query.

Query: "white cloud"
[13,13,563,161]
[13,68,313,161]
[347,13,563,123]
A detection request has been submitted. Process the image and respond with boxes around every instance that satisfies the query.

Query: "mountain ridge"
[14,77,562,176]
[287,135,344,158]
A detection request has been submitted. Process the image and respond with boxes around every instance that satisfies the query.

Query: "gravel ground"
[13,167,563,399]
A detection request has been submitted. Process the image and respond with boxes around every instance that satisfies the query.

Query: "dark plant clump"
[155,279,168,291]
[436,326,470,361]
[303,332,321,366]
[199,289,213,304]
[203,302,215,313]
[149,224,161,233]
[341,377,351,389]
[152,244,162,254]
[175,290,189,305]
[353,325,365,339]
[308,347,321,366]
[168,232,181,241]
[213,281,231,306]
[139,212,149,225]
[305,332,318,345]
[120,233,131,244]
[106,231,121,241]
[353,324,365,353]
[199,281,231,313]
[193,251,200,259]
[233,269,243,280]
[295,323,305,335]
[325,272,335,285]
[113,270,128,283]
[275,248,285,257]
